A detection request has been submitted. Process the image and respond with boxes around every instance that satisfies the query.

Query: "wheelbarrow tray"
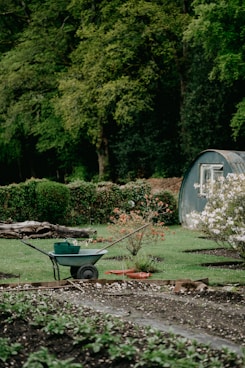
[49,249,108,267]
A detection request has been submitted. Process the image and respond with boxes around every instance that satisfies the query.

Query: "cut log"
[0,221,96,239]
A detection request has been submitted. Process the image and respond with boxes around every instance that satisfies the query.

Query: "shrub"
[67,180,96,225]
[91,182,123,224]
[36,180,70,224]
[189,173,245,259]
[120,180,152,212]
[0,180,39,222]
[108,206,165,257]
[0,179,179,225]
[65,165,89,183]
[147,191,178,225]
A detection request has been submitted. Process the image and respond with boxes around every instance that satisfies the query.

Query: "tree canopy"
[0,0,244,184]
[184,0,245,146]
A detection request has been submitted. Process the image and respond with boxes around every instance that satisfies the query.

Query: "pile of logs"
[0,221,96,239]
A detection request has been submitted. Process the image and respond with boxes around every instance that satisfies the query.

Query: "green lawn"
[0,225,244,285]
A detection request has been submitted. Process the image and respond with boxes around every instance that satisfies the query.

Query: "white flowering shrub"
[190,173,245,259]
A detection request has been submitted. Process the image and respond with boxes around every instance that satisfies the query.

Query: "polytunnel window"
[199,164,223,197]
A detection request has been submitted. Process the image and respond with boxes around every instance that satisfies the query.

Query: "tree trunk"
[0,221,96,239]
[96,127,109,180]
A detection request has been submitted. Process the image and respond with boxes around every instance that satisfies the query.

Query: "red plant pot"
[126,272,152,279]
[105,268,136,275]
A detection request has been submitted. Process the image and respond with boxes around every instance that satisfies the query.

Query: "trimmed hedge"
[0,179,39,222]
[67,180,96,225]
[0,179,178,225]
[36,180,70,224]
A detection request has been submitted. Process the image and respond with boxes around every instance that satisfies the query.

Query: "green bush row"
[0,179,178,225]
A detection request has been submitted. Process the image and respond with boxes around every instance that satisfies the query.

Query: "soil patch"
[186,248,245,270]
[190,247,243,259]
[201,261,245,270]
[1,280,244,353]
[0,272,19,279]
[1,283,244,368]
[63,280,245,349]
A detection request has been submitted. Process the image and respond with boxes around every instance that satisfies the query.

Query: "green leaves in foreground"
[0,338,22,362]
[0,291,244,367]
[23,347,82,368]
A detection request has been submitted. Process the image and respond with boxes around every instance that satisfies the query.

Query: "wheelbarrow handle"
[96,223,150,254]
[21,240,52,258]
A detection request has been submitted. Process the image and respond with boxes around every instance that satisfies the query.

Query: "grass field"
[0,225,244,285]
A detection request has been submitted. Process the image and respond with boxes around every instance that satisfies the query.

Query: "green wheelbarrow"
[21,240,107,281]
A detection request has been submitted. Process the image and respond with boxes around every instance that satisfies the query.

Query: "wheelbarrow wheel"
[76,264,99,279]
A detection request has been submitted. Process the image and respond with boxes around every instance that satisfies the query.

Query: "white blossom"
[192,173,245,258]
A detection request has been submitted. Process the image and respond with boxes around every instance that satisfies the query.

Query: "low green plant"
[0,292,33,322]
[23,347,82,368]
[84,320,121,353]
[128,252,159,272]
[0,338,22,362]
[72,318,96,344]
[42,314,73,335]
[108,338,139,362]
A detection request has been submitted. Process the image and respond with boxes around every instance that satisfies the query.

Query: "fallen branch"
[0,221,96,239]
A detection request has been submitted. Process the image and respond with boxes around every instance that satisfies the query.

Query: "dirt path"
[60,280,245,355]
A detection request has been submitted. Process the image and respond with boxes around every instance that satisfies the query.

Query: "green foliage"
[0,0,77,183]
[185,0,245,81]
[151,191,178,225]
[120,180,152,211]
[108,338,138,362]
[67,179,146,224]
[0,338,22,363]
[36,180,70,224]
[23,347,82,368]
[0,178,178,225]
[55,0,187,179]
[0,0,244,183]
[231,98,245,140]
[85,329,120,354]
[91,182,123,224]
[42,315,73,335]
[3,184,26,221]
[1,291,244,368]
[129,252,159,273]
[19,179,41,219]
[0,179,39,222]
[184,0,245,145]
[67,180,97,225]
[65,166,89,183]
[0,1,29,54]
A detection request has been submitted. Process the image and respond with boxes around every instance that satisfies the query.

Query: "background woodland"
[0,0,244,185]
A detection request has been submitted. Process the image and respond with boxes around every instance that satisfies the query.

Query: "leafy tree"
[0,0,30,53]
[0,0,77,182]
[55,0,191,180]
[179,46,236,168]
[184,0,245,146]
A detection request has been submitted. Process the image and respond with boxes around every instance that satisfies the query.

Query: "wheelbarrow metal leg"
[49,255,60,281]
